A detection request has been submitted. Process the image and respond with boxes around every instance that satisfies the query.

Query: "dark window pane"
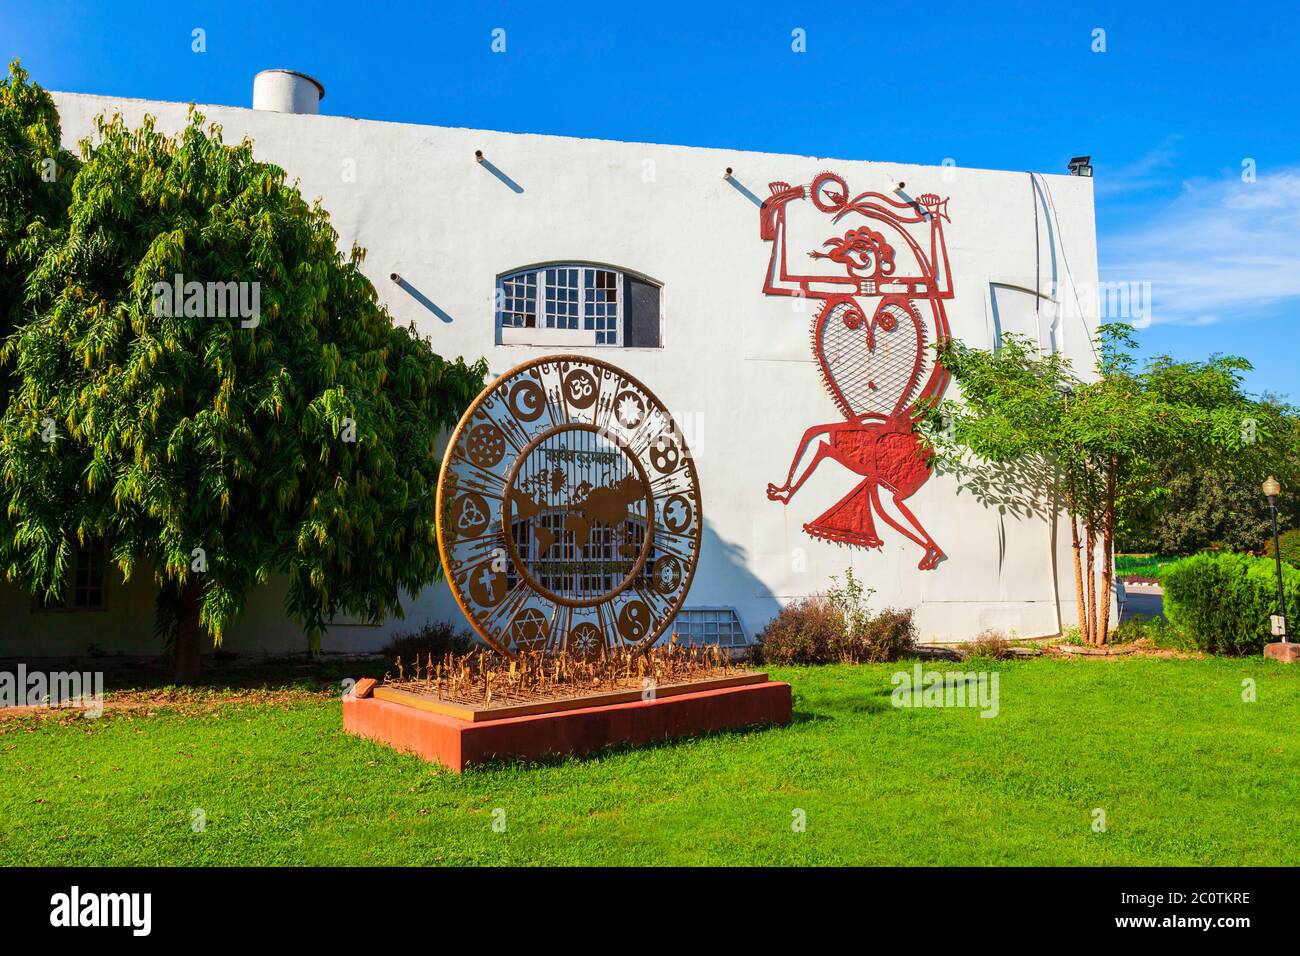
[623,276,661,348]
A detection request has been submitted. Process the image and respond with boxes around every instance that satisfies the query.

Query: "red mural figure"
[759,173,954,569]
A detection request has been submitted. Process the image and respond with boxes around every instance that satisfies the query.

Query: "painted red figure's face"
[820,227,896,278]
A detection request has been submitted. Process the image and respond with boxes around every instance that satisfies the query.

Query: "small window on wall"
[497,264,662,347]
[31,542,107,612]
[667,608,748,648]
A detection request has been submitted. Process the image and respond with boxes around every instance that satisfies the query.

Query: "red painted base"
[1265,642,1300,663]
[343,680,793,772]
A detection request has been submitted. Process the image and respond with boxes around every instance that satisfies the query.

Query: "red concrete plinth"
[1265,642,1300,663]
[343,680,792,772]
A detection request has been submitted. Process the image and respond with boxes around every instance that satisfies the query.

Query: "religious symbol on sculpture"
[758,172,954,569]
[437,356,703,657]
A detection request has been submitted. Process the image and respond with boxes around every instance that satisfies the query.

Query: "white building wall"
[0,91,1105,657]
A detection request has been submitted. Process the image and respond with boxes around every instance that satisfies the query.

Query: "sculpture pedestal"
[343,678,792,772]
[1264,642,1300,663]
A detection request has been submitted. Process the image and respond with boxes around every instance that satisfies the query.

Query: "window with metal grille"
[497,264,661,347]
[500,270,537,328]
[668,608,748,648]
[544,266,582,331]
[32,542,106,612]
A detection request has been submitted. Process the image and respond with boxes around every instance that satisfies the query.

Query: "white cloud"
[1100,166,1300,326]
[1094,141,1180,198]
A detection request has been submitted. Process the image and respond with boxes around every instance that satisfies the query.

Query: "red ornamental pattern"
[759,173,954,570]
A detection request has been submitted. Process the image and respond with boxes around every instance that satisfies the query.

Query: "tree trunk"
[1098,457,1117,646]
[173,581,204,685]
[1085,520,1098,647]
[1070,513,1087,641]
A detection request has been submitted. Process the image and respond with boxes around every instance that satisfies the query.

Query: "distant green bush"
[1162,552,1300,654]
[1265,528,1300,568]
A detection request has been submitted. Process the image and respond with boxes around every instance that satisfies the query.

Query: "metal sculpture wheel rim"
[435,354,704,660]
[501,422,656,609]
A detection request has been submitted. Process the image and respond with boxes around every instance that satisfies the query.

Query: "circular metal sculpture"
[436,356,702,658]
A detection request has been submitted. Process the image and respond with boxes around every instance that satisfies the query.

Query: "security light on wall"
[1067,155,1092,177]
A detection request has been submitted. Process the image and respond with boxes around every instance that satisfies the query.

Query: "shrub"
[754,595,846,665]
[964,629,1013,660]
[1265,528,1300,568]
[756,569,917,665]
[1162,552,1300,654]
[853,608,917,662]
[1110,614,1195,652]
[380,621,477,665]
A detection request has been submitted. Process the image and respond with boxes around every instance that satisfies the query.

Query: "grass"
[2,656,1298,865]
[1115,554,1184,580]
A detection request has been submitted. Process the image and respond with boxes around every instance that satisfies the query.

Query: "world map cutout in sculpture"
[759,172,954,569]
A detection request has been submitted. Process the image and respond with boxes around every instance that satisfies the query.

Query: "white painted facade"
[0,88,1106,658]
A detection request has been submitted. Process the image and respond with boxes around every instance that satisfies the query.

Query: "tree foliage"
[0,93,485,678]
[1117,394,1300,555]
[924,325,1274,644]
[0,61,79,406]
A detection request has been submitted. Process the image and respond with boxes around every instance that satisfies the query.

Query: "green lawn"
[2,656,1298,865]
[1115,554,1184,579]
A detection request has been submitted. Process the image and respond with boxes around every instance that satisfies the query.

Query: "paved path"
[1121,585,1164,623]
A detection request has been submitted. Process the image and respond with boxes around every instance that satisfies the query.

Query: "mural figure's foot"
[766,482,792,504]
[917,545,945,570]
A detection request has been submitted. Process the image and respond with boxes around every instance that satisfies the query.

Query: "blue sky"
[5,0,1298,397]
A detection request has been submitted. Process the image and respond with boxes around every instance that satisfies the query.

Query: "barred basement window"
[668,608,748,648]
[497,264,662,347]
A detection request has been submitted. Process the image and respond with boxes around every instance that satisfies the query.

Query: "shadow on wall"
[391,274,454,323]
[931,453,1068,633]
[664,520,781,647]
[479,156,524,193]
[725,174,765,208]
[933,455,1056,524]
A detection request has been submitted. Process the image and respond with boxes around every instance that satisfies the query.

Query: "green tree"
[925,325,1269,645]
[0,104,485,682]
[1118,394,1300,554]
[0,61,79,408]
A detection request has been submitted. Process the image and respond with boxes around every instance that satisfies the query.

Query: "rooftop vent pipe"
[252,69,325,114]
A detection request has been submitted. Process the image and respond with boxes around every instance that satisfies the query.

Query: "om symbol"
[564,369,598,409]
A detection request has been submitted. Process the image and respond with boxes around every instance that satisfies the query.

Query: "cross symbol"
[478,565,498,600]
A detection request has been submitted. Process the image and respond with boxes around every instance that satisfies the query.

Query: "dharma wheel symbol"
[436,356,703,658]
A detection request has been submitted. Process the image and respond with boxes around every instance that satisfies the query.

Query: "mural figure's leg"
[870,484,945,570]
[766,423,834,503]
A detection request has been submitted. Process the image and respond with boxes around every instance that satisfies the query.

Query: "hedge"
[1162,552,1300,654]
